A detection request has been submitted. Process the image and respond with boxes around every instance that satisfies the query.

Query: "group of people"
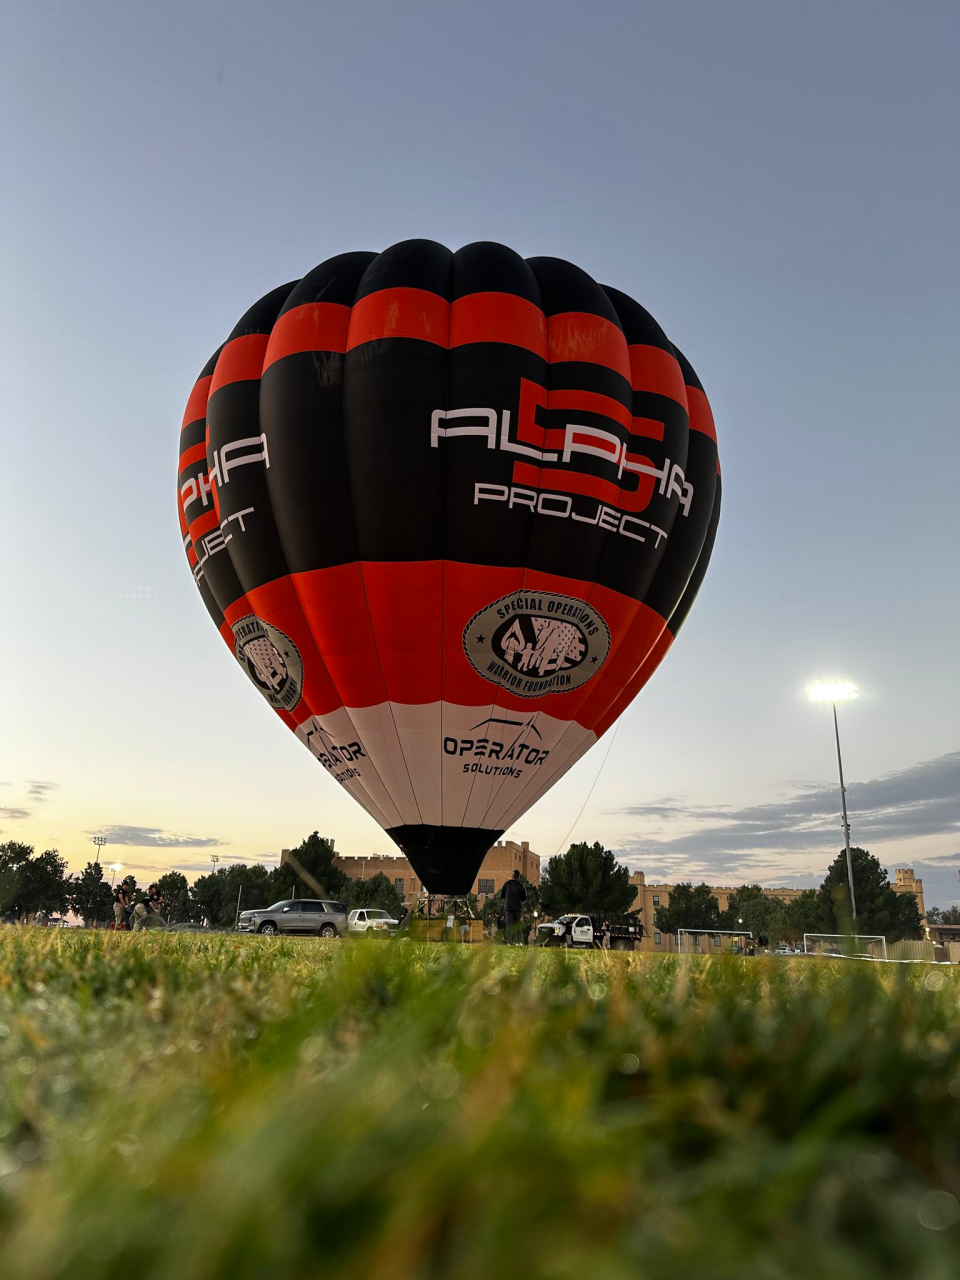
[112,883,165,931]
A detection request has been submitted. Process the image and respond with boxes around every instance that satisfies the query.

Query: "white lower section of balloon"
[293,702,598,833]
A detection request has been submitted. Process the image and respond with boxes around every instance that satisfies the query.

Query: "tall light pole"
[807,680,859,920]
[91,835,107,864]
[108,862,123,888]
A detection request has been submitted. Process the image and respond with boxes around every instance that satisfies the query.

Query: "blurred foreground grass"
[0,930,958,1279]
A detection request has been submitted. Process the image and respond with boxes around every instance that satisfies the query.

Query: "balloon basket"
[398,894,483,943]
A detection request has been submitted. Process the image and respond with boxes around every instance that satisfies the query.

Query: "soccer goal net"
[803,932,888,961]
[676,928,753,955]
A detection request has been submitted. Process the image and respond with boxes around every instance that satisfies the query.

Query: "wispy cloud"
[27,781,59,801]
[622,752,959,854]
[0,808,30,820]
[88,825,224,849]
[616,752,960,888]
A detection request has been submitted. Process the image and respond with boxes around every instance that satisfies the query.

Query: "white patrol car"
[536,914,599,948]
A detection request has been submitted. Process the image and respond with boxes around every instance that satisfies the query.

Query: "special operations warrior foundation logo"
[231,615,303,712]
[463,591,611,697]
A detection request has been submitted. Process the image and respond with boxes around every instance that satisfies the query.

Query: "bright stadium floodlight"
[807,678,859,919]
[807,680,858,703]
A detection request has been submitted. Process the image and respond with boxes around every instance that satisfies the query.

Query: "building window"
[394,878,404,894]
[713,934,721,946]
[654,932,662,945]
[477,878,495,895]
[652,895,660,907]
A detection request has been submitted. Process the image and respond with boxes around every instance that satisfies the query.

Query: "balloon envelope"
[177,241,720,892]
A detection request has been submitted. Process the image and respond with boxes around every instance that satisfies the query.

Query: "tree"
[270,833,347,902]
[69,861,114,927]
[224,863,274,926]
[0,842,32,915]
[740,895,788,950]
[0,843,69,921]
[190,871,226,927]
[653,883,721,935]
[818,847,923,942]
[926,905,960,925]
[155,872,191,923]
[784,888,832,943]
[190,863,276,928]
[539,842,636,917]
[719,885,766,930]
[343,872,404,918]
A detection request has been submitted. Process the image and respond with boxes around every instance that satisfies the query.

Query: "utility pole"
[832,700,858,920]
[808,681,858,922]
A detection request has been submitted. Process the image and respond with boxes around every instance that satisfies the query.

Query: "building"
[892,867,925,919]
[926,923,960,947]
[626,867,927,952]
[626,871,805,953]
[333,839,540,904]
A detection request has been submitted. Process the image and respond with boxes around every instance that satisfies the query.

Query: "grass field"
[0,930,958,1279]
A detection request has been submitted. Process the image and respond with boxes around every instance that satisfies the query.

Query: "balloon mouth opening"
[387,824,504,896]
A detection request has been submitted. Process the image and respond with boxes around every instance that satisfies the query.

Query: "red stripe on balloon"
[592,625,674,738]
[247,561,646,717]
[547,312,631,381]
[687,386,717,442]
[361,561,443,703]
[209,334,270,397]
[181,376,213,429]
[449,292,548,357]
[346,288,450,350]
[178,442,206,470]
[263,302,352,369]
[628,344,688,405]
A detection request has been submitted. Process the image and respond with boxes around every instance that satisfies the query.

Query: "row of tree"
[0,834,402,928]
[1,835,934,943]
[652,847,925,945]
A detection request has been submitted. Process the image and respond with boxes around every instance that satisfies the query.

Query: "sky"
[2,0,958,907]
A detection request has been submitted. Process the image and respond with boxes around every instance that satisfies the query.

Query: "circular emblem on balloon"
[463,591,611,697]
[231,615,303,712]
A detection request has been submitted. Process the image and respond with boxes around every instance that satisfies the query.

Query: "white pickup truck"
[347,908,399,936]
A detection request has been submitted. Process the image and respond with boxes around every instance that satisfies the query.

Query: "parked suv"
[236,899,347,938]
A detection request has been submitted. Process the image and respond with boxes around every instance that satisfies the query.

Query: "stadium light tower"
[91,834,107,864]
[807,680,859,919]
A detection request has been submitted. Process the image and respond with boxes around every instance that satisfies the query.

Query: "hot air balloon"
[177,241,720,893]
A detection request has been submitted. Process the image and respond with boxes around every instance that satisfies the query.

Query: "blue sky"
[3,1,958,905]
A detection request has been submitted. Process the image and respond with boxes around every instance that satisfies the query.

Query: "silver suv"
[236,899,347,938]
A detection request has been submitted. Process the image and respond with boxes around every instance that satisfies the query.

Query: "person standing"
[117,881,135,930]
[499,871,527,945]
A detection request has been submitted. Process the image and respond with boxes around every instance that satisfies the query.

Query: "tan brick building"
[892,868,925,918]
[334,839,540,905]
[625,871,802,953]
